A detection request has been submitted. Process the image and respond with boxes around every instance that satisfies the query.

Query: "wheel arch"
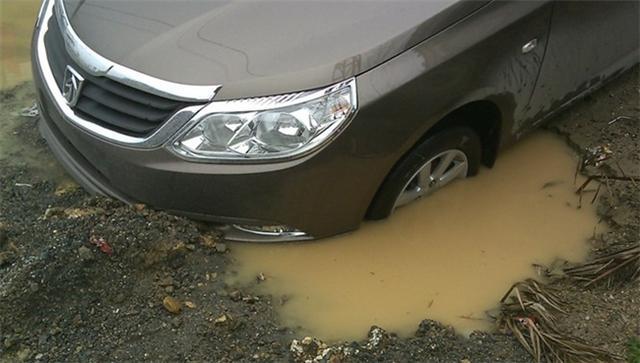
[424,100,503,168]
[365,98,504,219]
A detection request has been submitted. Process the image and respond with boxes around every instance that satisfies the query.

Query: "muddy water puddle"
[0,0,40,89]
[228,132,603,342]
[1,0,70,180]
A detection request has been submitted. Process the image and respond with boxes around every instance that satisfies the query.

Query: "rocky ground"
[0,68,638,362]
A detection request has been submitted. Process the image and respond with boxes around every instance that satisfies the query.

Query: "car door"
[525,0,639,124]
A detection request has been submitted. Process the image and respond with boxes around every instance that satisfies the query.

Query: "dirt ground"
[0,68,638,362]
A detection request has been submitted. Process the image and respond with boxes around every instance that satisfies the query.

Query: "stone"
[214,314,230,325]
[214,243,228,253]
[162,296,182,314]
[77,246,94,262]
[158,276,174,287]
[229,290,242,302]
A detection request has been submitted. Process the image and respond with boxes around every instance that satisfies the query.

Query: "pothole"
[227,132,603,342]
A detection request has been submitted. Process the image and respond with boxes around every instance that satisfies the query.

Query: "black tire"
[367,127,482,220]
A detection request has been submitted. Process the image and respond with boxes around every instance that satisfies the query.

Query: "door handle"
[522,38,538,54]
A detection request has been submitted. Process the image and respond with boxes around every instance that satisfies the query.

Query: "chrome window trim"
[36,0,206,149]
[53,0,220,103]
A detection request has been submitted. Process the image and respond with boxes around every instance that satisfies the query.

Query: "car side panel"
[354,1,553,175]
[524,0,640,125]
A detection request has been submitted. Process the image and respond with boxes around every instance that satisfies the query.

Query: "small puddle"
[0,0,40,89]
[227,132,602,342]
[1,0,70,181]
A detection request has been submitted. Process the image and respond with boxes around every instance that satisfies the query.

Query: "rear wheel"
[367,127,482,219]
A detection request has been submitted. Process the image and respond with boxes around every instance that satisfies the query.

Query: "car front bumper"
[32,45,394,241]
[34,76,385,241]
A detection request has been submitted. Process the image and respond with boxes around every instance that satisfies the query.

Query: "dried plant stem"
[497,279,621,362]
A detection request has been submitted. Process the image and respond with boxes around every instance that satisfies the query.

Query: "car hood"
[64,0,485,99]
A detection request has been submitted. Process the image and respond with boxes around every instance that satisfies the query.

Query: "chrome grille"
[43,10,200,137]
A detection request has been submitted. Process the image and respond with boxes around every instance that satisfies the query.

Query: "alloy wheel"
[393,149,469,209]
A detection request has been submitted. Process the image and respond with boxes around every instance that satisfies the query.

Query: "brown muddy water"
[0,0,40,89]
[1,0,69,180]
[228,132,603,342]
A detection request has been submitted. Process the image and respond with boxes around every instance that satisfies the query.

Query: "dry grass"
[497,279,621,363]
[564,244,640,287]
[497,137,639,361]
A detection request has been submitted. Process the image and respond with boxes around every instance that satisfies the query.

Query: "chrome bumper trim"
[220,225,312,243]
[35,0,207,149]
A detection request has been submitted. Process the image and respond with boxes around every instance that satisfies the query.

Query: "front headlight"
[171,78,357,162]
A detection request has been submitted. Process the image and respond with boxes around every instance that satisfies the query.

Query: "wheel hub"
[393,149,469,210]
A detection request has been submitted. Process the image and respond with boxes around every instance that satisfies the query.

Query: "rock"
[229,290,242,302]
[158,276,174,287]
[214,314,231,325]
[42,207,104,220]
[241,295,259,304]
[53,181,78,196]
[172,241,188,253]
[365,326,391,350]
[289,337,328,363]
[164,286,174,293]
[0,251,16,267]
[63,207,103,219]
[77,246,94,262]
[16,347,31,361]
[184,301,196,309]
[43,207,65,219]
[206,272,218,281]
[200,233,220,248]
[3,335,18,349]
[215,243,228,253]
[162,296,182,314]
[415,320,455,339]
[133,203,146,212]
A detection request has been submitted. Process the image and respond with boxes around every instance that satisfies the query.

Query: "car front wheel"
[367,127,482,219]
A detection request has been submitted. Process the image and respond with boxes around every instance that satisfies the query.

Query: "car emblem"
[62,65,84,107]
